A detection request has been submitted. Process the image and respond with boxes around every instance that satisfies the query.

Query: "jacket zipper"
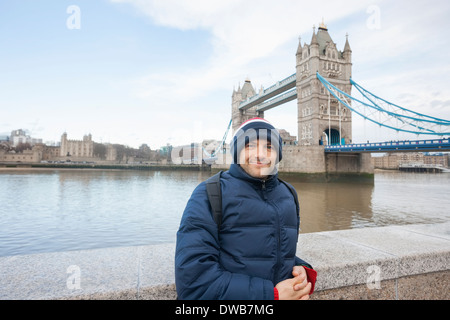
[261,179,282,284]
[261,180,267,200]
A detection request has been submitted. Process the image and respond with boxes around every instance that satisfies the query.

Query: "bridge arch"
[322,128,340,145]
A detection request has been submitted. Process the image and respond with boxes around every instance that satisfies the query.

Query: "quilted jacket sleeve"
[175,182,275,300]
[295,256,313,269]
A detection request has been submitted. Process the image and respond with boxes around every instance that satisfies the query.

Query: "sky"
[1,0,450,149]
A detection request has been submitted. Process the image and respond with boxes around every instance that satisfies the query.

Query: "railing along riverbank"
[1,222,448,300]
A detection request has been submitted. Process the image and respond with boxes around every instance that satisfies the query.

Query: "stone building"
[0,144,44,163]
[423,153,449,167]
[231,79,259,134]
[10,129,42,147]
[60,132,93,157]
[279,129,297,146]
[41,145,60,161]
[296,22,352,146]
[372,152,449,169]
[0,149,39,163]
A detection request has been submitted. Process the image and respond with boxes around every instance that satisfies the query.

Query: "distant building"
[372,152,449,169]
[41,145,60,161]
[106,144,117,162]
[0,147,42,163]
[60,132,93,157]
[279,129,297,146]
[171,142,202,165]
[10,129,42,147]
[423,152,449,167]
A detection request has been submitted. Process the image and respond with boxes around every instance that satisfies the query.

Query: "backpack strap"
[205,172,300,235]
[205,171,223,230]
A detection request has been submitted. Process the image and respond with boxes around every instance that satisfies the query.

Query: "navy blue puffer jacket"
[175,164,312,300]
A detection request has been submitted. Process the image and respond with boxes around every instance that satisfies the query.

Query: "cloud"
[110,0,377,101]
[107,0,450,146]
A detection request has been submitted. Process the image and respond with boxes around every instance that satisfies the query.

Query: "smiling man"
[236,120,278,179]
[175,117,316,300]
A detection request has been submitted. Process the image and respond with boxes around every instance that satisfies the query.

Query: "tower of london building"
[60,132,93,157]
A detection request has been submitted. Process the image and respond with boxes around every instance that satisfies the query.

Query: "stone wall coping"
[0,222,449,299]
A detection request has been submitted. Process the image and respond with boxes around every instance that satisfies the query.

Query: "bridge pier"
[325,152,373,175]
[278,145,373,180]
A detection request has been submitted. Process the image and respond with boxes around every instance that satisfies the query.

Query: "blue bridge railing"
[324,138,450,153]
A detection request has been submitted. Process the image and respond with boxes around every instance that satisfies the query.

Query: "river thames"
[1,168,449,257]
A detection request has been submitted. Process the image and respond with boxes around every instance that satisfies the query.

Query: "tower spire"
[296,36,302,56]
[344,32,351,52]
[311,25,318,45]
[319,18,327,31]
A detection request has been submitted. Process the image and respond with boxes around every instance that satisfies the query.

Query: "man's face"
[238,138,278,179]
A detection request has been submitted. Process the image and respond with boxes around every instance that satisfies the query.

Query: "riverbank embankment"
[0,163,210,171]
[1,222,448,300]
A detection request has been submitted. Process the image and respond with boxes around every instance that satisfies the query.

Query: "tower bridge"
[215,22,450,178]
[238,73,297,111]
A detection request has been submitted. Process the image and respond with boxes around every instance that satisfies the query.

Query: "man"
[175,117,316,300]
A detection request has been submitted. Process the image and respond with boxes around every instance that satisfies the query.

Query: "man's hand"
[275,266,311,300]
[292,266,311,299]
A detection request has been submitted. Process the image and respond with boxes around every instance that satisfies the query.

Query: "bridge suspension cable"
[317,72,450,136]
[202,118,232,158]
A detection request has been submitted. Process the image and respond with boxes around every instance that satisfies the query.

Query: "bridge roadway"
[239,73,296,111]
[324,138,450,153]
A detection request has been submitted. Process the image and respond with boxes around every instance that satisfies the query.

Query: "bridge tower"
[296,22,352,146]
[231,79,263,133]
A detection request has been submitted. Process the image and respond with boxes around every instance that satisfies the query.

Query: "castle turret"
[343,33,352,79]
[343,33,352,59]
[296,36,303,56]
[309,26,319,57]
[60,132,67,156]
[231,79,260,133]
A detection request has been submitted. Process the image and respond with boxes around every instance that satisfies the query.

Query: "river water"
[1,168,449,257]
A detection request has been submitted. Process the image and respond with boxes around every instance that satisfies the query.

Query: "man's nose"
[256,147,268,158]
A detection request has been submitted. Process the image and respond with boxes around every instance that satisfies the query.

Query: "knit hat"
[230,117,282,164]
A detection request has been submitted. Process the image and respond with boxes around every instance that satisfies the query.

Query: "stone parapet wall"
[1,222,448,300]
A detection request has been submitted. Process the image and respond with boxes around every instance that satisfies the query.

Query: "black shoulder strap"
[205,172,300,235]
[205,171,223,229]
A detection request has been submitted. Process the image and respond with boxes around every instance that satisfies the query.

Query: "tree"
[14,142,32,153]
[93,142,107,160]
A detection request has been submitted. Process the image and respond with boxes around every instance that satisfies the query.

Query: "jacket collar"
[229,164,279,189]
